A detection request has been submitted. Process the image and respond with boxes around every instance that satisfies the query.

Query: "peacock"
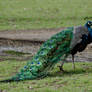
[0,21,92,82]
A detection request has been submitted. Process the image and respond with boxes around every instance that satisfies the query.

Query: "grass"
[0,60,92,92]
[3,50,30,56]
[0,0,92,30]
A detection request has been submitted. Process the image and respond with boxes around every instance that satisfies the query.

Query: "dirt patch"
[0,28,65,61]
[0,28,65,41]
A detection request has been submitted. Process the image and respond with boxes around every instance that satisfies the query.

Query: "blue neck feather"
[85,23,92,41]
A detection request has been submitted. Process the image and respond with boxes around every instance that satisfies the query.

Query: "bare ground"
[0,28,92,62]
[0,28,65,41]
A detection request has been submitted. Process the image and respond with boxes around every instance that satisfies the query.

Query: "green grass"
[0,0,92,30]
[0,60,92,92]
[3,50,30,56]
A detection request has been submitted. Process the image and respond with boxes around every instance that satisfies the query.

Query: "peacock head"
[85,21,92,42]
[85,21,92,31]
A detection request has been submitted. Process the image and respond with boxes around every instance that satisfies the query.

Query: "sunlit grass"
[0,60,92,92]
[0,0,92,30]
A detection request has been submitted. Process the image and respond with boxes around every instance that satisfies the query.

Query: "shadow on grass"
[48,68,92,78]
[1,67,92,83]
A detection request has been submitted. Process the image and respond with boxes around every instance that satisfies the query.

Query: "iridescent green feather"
[1,27,74,82]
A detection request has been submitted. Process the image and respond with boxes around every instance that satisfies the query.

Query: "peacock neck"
[85,25,92,42]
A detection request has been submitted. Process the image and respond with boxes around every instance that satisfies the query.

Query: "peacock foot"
[58,66,65,72]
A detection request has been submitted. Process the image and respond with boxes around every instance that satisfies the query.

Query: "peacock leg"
[58,54,68,72]
[72,55,75,70]
[58,60,65,72]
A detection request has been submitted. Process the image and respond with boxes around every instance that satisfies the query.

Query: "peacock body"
[0,21,92,82]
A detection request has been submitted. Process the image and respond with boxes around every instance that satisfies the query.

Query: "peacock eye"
[88,22,90,25]
[91,26,92,29]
